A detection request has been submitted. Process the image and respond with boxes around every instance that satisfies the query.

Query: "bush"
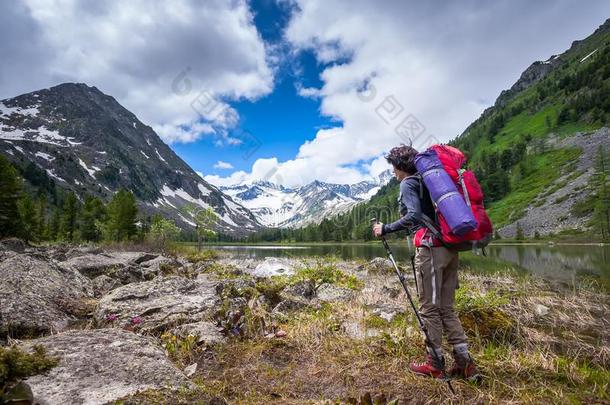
[455,289,516,343]
[0,345,58,399]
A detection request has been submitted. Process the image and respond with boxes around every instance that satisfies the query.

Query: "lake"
[201,242,610,289]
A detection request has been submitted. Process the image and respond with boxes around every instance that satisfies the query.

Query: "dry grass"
[117,260,610,405]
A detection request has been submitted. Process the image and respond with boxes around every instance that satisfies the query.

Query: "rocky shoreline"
[1,239,608,404]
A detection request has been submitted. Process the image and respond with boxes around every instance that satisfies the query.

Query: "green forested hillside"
[253,19,610,243]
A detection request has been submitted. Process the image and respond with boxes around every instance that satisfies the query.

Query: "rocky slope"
[1,239,606,404]
[0,83,260,235]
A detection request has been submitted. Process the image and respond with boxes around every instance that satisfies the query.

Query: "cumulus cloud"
[0,0,274,144]
[208,0,610,187]
[213,160,234,169]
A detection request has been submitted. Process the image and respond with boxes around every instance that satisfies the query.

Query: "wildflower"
[131,316,143,325]
[105,313,118,322]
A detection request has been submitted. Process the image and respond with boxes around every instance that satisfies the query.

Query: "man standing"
[372,144,480,381]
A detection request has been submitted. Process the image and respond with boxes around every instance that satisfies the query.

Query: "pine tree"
[61,192,80,241]
[592,146,610,241]
[49,209,61,241]
[0,155,23,238]
[105,189,138,241]
[37,194,48,240]
[80,196,106,242]
[17,194,39,242]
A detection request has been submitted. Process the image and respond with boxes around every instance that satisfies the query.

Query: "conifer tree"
[0,155,23,238]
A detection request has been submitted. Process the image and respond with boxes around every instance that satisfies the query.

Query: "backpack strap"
[458,169,472,208]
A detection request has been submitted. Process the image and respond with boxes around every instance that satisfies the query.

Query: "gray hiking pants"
[414,246,467,349]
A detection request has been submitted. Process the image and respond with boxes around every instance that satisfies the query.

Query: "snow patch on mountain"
[220,170,392,228]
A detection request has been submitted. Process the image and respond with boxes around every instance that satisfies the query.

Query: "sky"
[1,0,609,187]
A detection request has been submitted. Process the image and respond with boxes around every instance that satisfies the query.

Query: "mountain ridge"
[0,83,261,236]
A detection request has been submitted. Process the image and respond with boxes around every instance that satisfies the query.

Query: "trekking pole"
[406,236,419,295]
[370,218,455,395]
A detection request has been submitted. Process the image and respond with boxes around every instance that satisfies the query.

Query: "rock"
[316,284,353,302]
[370,304,405,322]
[139,255,180,279]
[342,321,381,340]
[64,245,103,259]
[283,280,315,299]
[272,293,314,313]
[94,275,220,333]
[535,304,550,317]
[381,285,401,299]
[251,257,295,277]
[171,321,226,345]
[184,363,198,378]
[92,274,122,297]
[0,237,27,253]
[0,254,93,338]
[61,251,158,278]
[21,329,190,404]
[368,257,393,273]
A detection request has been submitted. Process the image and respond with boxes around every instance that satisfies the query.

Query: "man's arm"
[382,179,423,235]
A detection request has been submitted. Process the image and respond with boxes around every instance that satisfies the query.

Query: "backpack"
[412,144,493,252]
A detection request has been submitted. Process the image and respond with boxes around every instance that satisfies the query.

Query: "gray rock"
[0,237,26,253]
[139,255,179,279]
[370,303,405,322]
[184,363,198,378]
[61,251,158,278]
[251,257,295,277]
[94,275,220,333]
[21,329,190,405]
[283,280,315,299]
[316,284,354,302]
[92,274,122,297]
[534,304,550,317]
[0,254,93,337]
[171,321,226,345]
[342,321,381,340]
[368,257,393,272]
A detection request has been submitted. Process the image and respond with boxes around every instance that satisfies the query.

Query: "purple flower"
[105,313,118,322]
[130,316,143,325]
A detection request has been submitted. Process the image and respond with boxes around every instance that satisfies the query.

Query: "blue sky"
[3,0,610,187]
[172,0,336,180]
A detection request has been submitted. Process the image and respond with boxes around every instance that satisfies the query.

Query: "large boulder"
[21,329,190,405]
[61,252,159,278]
[251,257,295,277]
[0,254,94,338]
[170,321,226,345]
[94,275,220,333]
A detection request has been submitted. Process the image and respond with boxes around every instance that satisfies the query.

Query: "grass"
[0,345,58,401]
[115,255,609,404]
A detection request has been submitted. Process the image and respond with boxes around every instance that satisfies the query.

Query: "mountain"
[263,18,610,242]
[220,170,392,228]
[0,83,260,235]
[452,17,610,238]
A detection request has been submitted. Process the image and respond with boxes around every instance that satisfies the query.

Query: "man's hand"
[372,222,384,237]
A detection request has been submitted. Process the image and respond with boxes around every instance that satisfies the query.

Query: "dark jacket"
[382,175,435,235]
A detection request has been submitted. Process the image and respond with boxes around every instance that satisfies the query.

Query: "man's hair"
[385,144,418,174]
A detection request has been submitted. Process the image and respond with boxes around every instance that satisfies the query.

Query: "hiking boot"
[448,354,482,382]
[409,354,445,379]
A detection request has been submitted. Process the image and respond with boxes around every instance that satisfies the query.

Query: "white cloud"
[208,0,609,187]
[214,160,234,169]
[1,0,274,144]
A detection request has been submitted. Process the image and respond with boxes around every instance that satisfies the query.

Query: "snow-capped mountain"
[221,170,392,228]
[0,83,260,235]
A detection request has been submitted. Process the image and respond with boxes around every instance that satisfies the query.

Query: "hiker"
[372,144,480,381]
